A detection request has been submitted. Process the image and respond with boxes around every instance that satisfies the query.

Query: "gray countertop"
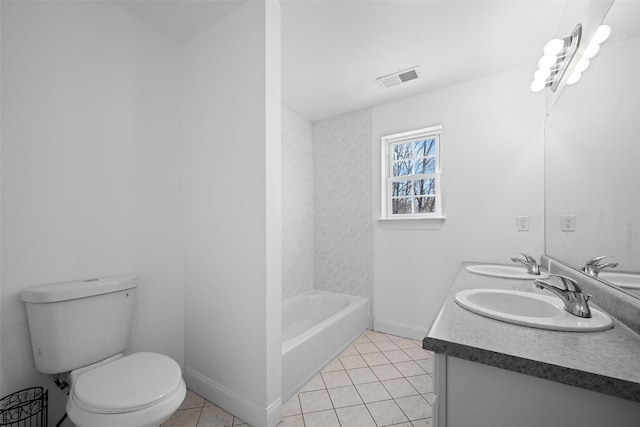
[422,263,640,402]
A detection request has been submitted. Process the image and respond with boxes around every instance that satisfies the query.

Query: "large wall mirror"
[545,0,640,298]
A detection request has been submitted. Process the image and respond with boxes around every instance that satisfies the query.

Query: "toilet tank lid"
[21,274,138,303]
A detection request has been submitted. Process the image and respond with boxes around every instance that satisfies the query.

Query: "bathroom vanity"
[423,263,640,427]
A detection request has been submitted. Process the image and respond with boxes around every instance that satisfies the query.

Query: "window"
[381,126,442,219]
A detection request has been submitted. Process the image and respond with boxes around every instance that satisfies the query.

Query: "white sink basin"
[466,264,549,280]
[455,289,613,332]
[598,272,640,290]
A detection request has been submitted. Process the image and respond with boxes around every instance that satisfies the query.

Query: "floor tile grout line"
[324,336,391,427]
[362,333,433,425]
[346,371,384,427]
[378,374,421,401]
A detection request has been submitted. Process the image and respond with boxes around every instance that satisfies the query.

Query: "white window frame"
[380,125,443,220]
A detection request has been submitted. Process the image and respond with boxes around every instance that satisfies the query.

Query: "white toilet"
[21,275,186,427]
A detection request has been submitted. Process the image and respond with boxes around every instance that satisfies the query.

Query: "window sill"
[376,216,445,230]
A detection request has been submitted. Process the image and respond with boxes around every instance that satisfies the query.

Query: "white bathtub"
[282,290,370,401]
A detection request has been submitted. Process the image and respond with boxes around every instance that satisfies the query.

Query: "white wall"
[181,2,282,426]
[372,67,545,339]
[0,0,183,420]
[308,68,544,339]
[2,2,282,426]
[281,106,314,300]
[312,110,374,300]
[0,0,3,404]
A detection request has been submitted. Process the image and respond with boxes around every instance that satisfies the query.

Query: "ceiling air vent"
[376,66,422,88]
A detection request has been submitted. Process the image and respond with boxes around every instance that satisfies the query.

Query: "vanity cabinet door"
[437,355,640,427]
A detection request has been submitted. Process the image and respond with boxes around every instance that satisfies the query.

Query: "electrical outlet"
[561,215,576,231]
[517,216,530,231]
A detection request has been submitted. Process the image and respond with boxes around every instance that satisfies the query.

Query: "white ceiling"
[281,1,568,121]
[113,1,581,122]
[114,0,245,42]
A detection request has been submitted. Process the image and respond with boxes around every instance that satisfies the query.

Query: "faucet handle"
[584,255,611,267]
[514,252,537,263]
[551,274,581,292]
[510,253,540,275]
[535,274,581,292]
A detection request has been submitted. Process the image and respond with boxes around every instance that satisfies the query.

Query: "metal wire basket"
[0,387,48,427]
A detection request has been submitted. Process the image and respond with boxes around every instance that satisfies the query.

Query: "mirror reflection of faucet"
[533,274,592,318]
[510,253,542,275]
[583,256,640,291]
[583,256,619,277]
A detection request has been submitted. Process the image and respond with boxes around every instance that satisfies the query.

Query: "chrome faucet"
[583,256,619,277]
[533,274,592,318]
[510,253,541,275]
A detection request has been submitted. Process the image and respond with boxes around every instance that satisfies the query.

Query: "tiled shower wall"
[312,109,373,301]
[281,106,314,300]
[281,106,374,302]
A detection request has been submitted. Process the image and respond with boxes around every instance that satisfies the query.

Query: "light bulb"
[534,68,551,81]
[567,71,582,85]
[538,55,557,69]
[575,58,590,73]
[530,80,546,92]
[543,38,565,56]
[583,43,600,59]
[592,25,611,45]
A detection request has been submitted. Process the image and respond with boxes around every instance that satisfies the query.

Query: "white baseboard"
[182,367,282,427]
[373,318,427,341]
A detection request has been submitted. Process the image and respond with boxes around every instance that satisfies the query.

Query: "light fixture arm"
[548,23,582,92]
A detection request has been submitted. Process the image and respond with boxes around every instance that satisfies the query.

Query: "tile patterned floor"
[163,330,434,427]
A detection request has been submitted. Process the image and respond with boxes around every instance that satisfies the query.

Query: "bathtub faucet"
[510,253,541,275]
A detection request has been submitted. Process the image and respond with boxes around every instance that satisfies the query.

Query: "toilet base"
[67,379,186,427]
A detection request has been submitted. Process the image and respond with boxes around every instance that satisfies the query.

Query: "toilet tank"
[21,275,138,374]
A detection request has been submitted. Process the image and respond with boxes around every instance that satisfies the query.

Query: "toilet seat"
[72,352,183,414]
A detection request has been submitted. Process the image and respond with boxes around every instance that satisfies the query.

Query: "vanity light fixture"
[530,23,582,92]
[566,25,611,85]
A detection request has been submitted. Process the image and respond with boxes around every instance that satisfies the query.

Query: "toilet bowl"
[66,352,186,427]
[21,276,187,427]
